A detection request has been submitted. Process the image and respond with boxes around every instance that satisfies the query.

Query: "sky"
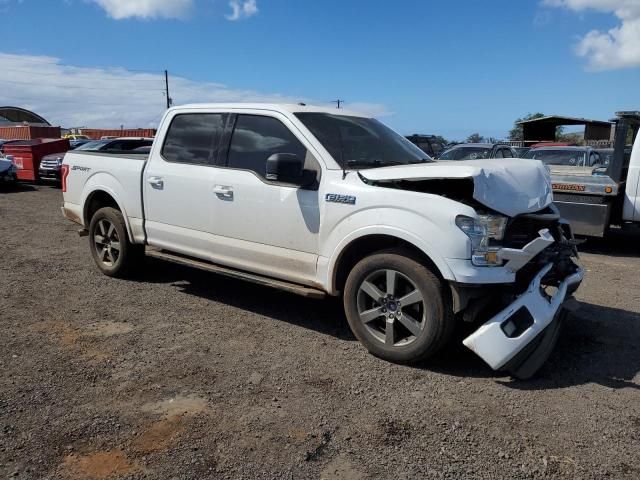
[0,0,639,140]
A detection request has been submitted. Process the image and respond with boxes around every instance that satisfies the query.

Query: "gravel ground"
[1,185,639,480]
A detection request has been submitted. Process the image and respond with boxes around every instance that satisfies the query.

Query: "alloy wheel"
[93,219,121,267]
[356,269,426,347]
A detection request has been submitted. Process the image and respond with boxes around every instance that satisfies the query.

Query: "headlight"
[56,157,64,166]
[456,214,508,266]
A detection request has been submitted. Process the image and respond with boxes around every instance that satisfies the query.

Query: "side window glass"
[494,148,504,158]
[106,141,124,151]
[439,150,452,160]
[228,115,307,178]
[162,114,224,165]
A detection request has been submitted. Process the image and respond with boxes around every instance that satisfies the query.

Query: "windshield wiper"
[344,159,403,169]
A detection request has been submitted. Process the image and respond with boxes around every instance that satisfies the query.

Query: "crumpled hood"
[359,158,553,217]
[0,158,13,173]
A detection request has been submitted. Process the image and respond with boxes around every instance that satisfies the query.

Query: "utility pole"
[164,70,172,109]
[332,99,345,109]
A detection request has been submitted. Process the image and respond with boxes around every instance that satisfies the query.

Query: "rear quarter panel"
[62,152,146,241]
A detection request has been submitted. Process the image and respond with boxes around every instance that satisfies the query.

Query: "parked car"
[405,134,447,158]
[513,147,531,158]
[523,146,604,168]
[61,103,583,379]
[39,137,153,182]
[527,112,640,237]
[438,143,518,160]
[63,134,90,141]
[0,154,18,186]
[69,139,92,150]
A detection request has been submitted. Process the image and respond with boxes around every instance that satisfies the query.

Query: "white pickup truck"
[62,104,583,378]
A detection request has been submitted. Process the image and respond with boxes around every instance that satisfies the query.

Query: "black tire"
[343,250,454,364]
[88,207,143,278]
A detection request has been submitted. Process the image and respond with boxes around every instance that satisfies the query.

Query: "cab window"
[227,115,307,178]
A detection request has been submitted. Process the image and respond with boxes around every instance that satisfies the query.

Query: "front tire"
[88,207,143,278]
[343,250,453,364]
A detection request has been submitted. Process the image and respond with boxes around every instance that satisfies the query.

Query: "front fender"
[320,207,468,294]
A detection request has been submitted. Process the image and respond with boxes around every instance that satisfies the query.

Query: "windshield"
[524,149,587,166]
[439,146,492,161]
[295,113,431,169]
[75,140,109,151]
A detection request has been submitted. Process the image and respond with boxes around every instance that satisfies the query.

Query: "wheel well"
[84,190,120,226]
[333,235,442,294]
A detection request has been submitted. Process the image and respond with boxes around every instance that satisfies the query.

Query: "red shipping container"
[0,126,62,140]
[3,139,70,182]
[80,128,156,140]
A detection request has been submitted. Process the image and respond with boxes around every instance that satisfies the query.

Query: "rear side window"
[162,113,224,165]
[227,115,307,177]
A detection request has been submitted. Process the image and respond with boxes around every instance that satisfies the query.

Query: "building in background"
[0,106,61,140]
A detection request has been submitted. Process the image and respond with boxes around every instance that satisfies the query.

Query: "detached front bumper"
[463,261,583,375]
[463,230,584,378]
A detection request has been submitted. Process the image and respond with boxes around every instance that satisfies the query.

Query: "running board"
[145,248,326,299]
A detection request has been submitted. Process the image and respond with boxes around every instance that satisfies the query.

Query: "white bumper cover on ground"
[463,262,584,371]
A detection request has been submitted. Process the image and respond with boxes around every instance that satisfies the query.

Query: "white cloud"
[544,0,640,69]
[90,0,193,20]
[226,0,258,21]
[0,52,389,128]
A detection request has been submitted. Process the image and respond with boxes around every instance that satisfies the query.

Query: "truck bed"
[62,150,149,231]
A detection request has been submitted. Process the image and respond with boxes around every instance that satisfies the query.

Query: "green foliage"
[466,133,484,143]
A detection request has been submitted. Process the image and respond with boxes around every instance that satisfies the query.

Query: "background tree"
[466,133,484,143]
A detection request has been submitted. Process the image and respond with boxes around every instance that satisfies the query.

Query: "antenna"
[331,99,345,109]
[164,70,173,109]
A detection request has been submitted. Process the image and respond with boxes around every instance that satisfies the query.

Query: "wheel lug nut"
[388,315,394,319]
[381,308,386,313]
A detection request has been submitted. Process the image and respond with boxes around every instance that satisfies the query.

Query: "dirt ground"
[1,185,639,480]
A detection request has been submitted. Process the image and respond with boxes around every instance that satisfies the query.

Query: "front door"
[208,113,321,285]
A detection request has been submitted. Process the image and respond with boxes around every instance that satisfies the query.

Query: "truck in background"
[536,112,640,237]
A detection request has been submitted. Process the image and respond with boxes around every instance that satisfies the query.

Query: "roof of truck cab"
[172,103,367,117]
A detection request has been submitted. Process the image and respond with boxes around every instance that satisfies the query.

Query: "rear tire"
[343,250,453,364]
[88,207,143,278]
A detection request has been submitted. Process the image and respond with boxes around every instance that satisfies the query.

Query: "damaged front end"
[457,210,584,379]
[358,161,583,378]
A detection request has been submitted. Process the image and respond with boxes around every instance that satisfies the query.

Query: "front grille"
[40,160,60,169]
[503,207,561,249]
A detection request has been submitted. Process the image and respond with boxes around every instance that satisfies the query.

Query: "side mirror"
[266,153,309,186]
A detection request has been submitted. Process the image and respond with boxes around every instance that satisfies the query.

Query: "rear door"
[208,112,321,285]
[143,112,225,259]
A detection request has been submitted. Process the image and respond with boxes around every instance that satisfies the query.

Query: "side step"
[145,248,326,299]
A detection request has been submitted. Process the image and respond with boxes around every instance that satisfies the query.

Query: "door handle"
[147,176,164,190]
[213,185,234,200]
